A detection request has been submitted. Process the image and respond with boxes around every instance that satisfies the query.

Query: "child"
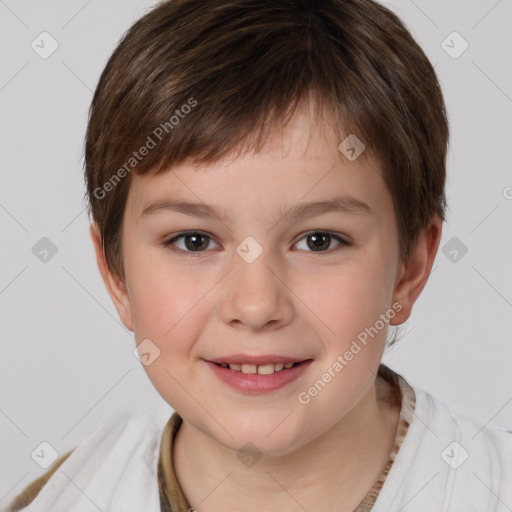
[6,0,511,511]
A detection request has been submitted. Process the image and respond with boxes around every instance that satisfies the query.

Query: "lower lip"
[205,360,313,394]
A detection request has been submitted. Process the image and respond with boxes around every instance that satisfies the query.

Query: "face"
[92,106,439,456]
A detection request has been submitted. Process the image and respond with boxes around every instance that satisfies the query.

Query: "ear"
[390,215,442,325]
[90,222,134,332]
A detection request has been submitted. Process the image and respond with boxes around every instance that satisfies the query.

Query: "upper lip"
[205,354,311,365]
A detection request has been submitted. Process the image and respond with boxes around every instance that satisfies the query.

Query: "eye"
[163,231,219,256]
[163,230,350,257]
[294,231,350,253]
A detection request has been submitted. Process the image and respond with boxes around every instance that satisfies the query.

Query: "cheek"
[127,246,205,333]
[127,256,213,406]
[125,253,206,375]
[297,256,393,345]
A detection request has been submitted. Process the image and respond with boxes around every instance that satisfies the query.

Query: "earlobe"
[89,222,134,332]
[390,216,442,325]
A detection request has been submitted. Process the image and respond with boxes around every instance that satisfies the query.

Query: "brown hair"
[84,0,449,285]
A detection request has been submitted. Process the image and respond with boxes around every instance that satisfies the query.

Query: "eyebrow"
[140,195,375,221]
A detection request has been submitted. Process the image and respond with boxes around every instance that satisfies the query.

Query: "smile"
[205,359,313,393]
[214,361,302,374]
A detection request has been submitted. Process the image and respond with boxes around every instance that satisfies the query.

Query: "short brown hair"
[84,0,449,284]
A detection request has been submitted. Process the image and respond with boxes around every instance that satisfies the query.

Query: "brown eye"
[182,233,210,251]
[164,230,349,257]
[307,233,331,251]
[164,231,218,254]
[295,231,349,252]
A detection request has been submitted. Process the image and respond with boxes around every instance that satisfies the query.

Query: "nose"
[218,248,294,332]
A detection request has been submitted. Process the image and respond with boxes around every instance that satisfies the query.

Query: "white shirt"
[5,378,512,512]
[372,385,512,511]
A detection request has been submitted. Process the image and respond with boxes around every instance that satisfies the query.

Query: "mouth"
[204,356,314,393]
[209,360,308,375]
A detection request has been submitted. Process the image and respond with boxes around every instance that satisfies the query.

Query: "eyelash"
[162,230,350,257]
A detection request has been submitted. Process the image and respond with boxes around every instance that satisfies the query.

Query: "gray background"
[0,0,511,506]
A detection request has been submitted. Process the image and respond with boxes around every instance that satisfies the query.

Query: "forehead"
[125,109,390,222]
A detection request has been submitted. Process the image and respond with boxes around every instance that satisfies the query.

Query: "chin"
[215,420,307,459]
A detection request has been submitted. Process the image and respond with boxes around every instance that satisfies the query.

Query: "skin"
[91,103,442,511]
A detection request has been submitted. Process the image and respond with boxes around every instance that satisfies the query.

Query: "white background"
[0,0,511,506]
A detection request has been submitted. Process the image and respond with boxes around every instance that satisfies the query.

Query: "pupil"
[308,233,329,251]
[186,234,208,251]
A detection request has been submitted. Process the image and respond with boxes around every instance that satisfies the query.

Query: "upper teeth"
[219,362,296,374]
